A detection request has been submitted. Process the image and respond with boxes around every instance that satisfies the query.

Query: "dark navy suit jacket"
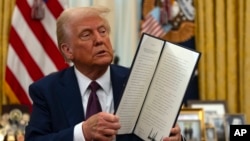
[25,65,142,141]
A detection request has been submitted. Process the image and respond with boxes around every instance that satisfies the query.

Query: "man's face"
[64,15,113,68]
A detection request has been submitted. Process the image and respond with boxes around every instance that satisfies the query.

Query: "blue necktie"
[86,81,102,119]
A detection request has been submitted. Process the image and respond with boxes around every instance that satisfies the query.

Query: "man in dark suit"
[25,6,184,141]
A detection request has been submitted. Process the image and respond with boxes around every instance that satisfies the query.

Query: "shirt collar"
[74,66,111,96]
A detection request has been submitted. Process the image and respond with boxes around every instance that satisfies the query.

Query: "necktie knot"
[89,81,100,92]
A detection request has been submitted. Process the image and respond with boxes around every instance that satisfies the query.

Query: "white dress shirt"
[73,66,114,141]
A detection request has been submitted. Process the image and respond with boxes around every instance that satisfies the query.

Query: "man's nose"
[93,31,104,44]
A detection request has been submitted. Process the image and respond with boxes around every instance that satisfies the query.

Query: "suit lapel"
[110,65,130,111]
[57,67,85,125]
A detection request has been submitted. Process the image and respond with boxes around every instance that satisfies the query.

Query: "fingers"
[94,134,116,141]
[102,113,119,122]
[97,128,118,137]
[163,124,182,141]
[83,112,120,141]
[170,124,181,135]
[163,133,182,141]
[164,135,182,141]
[97,113,121,130]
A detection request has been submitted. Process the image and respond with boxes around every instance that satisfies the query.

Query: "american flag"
[141,7,166,38]
[5,0,69,111]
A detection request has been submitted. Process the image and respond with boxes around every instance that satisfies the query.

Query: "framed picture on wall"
[224,113,246,141]
[187,100,227,141]
[187,100,227,125]
[177,108,205,141]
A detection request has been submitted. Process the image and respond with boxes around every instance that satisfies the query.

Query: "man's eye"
[82,33,90,37]
[99,29,107,35]
[80,33,91,40]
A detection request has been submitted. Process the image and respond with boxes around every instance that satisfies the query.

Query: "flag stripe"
[7,45,33,97]
[46,0,64,18]
[141,15,154,29]
[6,67,32,106]
[9,27,44,80]
[41,6,59,50]
[145,21,159,33]
[16,0,68,70]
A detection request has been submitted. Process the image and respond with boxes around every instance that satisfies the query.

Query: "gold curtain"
[195,0,250,123]
[0,0,16,107]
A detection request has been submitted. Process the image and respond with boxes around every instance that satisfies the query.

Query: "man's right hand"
[82,112,121,141]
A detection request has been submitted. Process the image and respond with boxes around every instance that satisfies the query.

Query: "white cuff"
[74,122,86,141]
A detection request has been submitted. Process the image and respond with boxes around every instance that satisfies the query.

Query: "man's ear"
[61,43,73,60]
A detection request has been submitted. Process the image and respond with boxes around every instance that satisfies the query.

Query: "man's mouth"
[96,50,107,56]
[98,50,106,54]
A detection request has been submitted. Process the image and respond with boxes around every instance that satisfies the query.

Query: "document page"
[134,42,200,140]
[116,35,164,134]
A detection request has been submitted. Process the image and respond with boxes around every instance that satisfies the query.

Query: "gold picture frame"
[177,108,205,141]
[187,100,227,119]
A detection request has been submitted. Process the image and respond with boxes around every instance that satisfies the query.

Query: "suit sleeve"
[25,83,74,141]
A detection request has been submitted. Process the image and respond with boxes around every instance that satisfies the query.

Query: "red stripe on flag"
[46,0,64,18]
[16,0,68,70]
[5,67,32,108]
[141,14,154,29]
[9,27,44,81]
[141,14,166,37]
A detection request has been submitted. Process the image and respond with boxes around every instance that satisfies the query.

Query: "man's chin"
[96,59,113,66]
